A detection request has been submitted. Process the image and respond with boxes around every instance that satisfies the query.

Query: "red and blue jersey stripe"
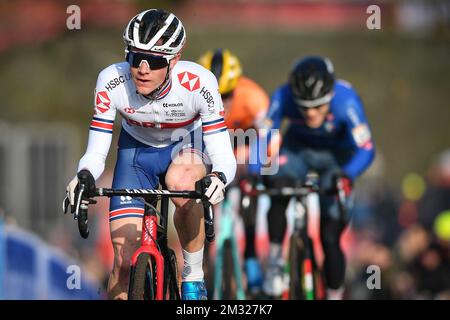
[156,79,172,100]
[202,117,227,136]
[109,207,144,222]
[90,116,114,134]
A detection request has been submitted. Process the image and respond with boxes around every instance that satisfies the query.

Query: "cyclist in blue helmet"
[249,56,375,299]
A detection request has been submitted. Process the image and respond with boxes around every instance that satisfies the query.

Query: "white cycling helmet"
[123,9,186,58]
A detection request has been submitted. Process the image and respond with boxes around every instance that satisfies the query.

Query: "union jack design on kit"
[202,118,227,136]
[90,116,114,134]
[156,79,172,100]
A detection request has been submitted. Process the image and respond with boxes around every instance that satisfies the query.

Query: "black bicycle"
[242,172,347,300]
[64,185,214,300]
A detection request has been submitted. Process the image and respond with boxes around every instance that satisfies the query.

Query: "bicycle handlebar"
[240,179,347,220]
[249,185,321,197]
[68,187,215,242]
[95,188,202,199]
[96,187,215,242]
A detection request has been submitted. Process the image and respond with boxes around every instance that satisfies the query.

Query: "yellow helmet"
[198,49,242,95]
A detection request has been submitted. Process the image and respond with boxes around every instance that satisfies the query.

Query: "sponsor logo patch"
[352,124,372,147]
[177,71,200,91]
[124,107,135,114]
[120,196,133,204]
[163,102,184,108]
[200,86,215,113]
[105,73,131,91]
[95,91,111,113]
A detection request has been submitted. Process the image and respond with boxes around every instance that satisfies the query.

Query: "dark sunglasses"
[298,104,326,111]
[127,51,169,70]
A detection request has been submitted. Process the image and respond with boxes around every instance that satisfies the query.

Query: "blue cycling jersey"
[250,80,375,180]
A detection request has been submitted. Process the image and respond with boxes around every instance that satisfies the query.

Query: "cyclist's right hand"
[63,169,96,214]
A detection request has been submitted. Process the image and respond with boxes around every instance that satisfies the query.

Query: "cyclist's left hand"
[63,169,96,214]
[195,172,226,205]
[336,175,353,197]
[333,173,353,198]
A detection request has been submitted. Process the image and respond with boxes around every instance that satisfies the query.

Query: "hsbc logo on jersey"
[95,91,111,113]
[177,72,200,92]
[124,107,135,114]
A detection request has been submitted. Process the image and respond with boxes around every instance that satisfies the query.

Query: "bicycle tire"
[302,238,316,300]
[312,249,326,300]
[164,249,180,300]
[128,253,156,300]
[288,233,304,299]
[222,239,235,299]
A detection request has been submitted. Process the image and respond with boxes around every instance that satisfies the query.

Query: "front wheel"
[288,233,304,299]
[288,233,320,300]
[128,253,156,300]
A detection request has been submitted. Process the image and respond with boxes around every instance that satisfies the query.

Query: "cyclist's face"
[299,103,330,128]
[130,51,179,96]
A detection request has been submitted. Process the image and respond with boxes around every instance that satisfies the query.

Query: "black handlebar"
[249,185,321,197]
[95,188,215,242]
[68,187,215,242]
[95,188,202,198]
[240,173,348,220]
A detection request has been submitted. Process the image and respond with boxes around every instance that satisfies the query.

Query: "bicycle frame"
[130,198,166,300]
[69,187,214,300]
[292,193,317,300]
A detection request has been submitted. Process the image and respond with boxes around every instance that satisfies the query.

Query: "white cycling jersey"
[77,60,237,185]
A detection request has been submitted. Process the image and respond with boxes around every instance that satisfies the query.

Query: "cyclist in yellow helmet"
[198,49,269,295]
[198,49,269,131]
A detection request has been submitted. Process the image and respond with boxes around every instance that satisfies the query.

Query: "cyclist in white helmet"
[64,9,236,300]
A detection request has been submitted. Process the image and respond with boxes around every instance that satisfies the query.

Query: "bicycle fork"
[130,205,165,300]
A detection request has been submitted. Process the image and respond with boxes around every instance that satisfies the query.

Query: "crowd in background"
[346,150,450,299]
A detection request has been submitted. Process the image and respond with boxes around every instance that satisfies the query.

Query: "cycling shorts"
[109,128,210,222]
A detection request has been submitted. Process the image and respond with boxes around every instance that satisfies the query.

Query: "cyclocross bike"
[243,172,346,300]
[63,183,214,300]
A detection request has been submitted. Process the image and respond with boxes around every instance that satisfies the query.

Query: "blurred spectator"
[351,152,402,246]
[347,239,394,299]
[418,150,450,230]
[412,241,450,299]
[347,150,450,299]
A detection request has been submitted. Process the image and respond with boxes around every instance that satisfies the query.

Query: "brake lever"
[337,182,346,206]
[74,184,86,220]
[202,200,215,242]
[63,195,70,214]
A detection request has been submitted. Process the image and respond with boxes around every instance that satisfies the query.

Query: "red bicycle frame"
[130,206,165,300]
[70,187,214,300]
